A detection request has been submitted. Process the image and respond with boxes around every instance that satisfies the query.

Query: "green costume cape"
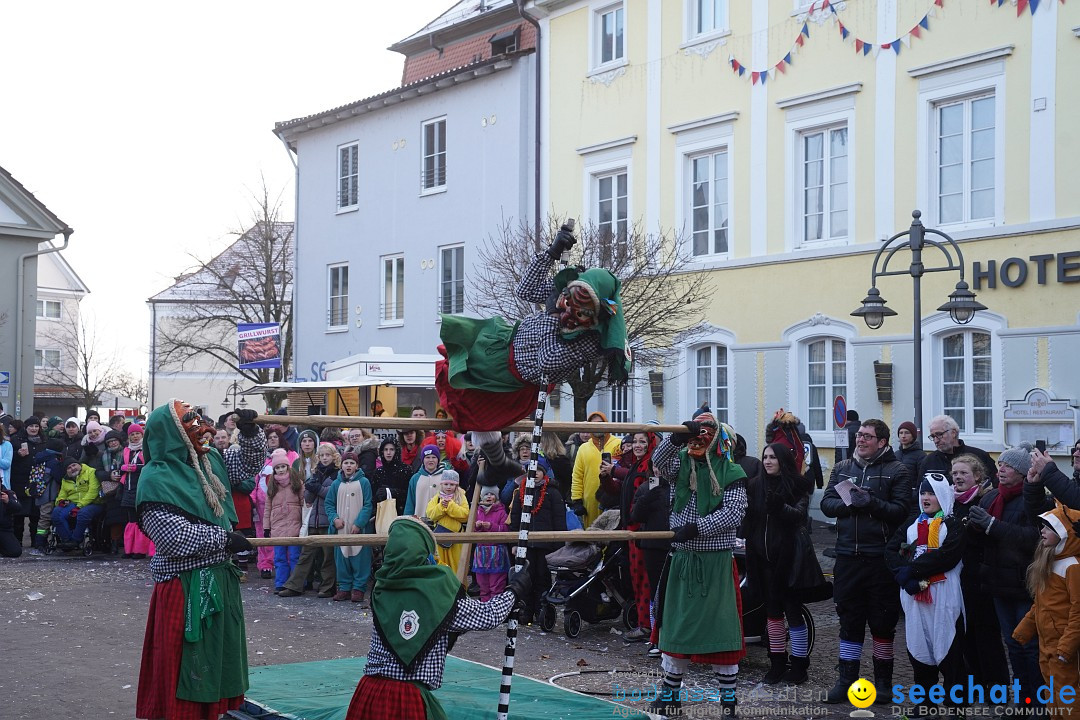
[672,420,746,516]
[371,517,464,671]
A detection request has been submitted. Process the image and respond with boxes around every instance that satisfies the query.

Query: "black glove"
[672,523,699,542]
[507,560,532,599]
[225,531,253,554]
[235,409,260,438]
[670,421,701,447]
[903,579,924,596]
[545,226,577,260]
[967,505,992,532]
[263,529,271,539]
[1073,518,1080,538]
[571,500,587,517]
[849,487,871,508]
[894,565,912,587]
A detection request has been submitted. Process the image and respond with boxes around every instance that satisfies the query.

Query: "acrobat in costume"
[435,227,630,484]
[649,413,748,717]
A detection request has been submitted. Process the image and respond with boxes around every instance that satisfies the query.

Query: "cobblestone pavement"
[0,522,1016,720]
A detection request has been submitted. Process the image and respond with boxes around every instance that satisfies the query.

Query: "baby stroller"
[537,523,637,638]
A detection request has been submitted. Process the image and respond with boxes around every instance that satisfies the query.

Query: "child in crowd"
[119,424,153,558]
[326,451,373,603]
[885,476,966,714]
[472,484,510,600]
[293,429,319,480]
[279,442,340,598]
[1013,503,1080,717]
[404,445,444,516]
[265,449,304,593]
[508,456,566,623]
[426,469,470,578]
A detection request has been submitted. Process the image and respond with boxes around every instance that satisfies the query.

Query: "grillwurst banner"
[238,323,282,370]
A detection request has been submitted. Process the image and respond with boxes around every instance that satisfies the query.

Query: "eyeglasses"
[854,432,879,441]
[928,431,953,441]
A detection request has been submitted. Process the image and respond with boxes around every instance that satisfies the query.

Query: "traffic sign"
[833,395,847,429]
[0,371,8,399]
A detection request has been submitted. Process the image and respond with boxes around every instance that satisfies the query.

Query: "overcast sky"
[1,0,454,375]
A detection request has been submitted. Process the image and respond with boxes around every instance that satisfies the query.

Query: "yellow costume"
[426,489,470,578]
[570,433,623,528]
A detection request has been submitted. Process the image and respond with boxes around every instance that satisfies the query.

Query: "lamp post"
[850,210,986,439]
[221,380,249,410]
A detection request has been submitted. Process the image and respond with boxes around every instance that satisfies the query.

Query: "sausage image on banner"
[239,336,279,364]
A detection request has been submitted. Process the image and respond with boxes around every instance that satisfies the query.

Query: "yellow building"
[530,0,1080,459]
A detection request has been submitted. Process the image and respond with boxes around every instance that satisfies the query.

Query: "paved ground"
[0,523,947,720]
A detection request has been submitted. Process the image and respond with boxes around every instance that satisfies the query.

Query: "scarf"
[954,485,978,506]
[988,481,1023,520]
[371,518,463,671]
[914,512,947,604]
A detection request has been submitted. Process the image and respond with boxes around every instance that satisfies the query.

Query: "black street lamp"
[221,380,249,410]
[850,210,987,437]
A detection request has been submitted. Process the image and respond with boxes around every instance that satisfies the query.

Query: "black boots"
[825,659,861,703]
[782,655,810,685]
[478,437,522,487]
[872,658,893,705]
[763,653,788,684]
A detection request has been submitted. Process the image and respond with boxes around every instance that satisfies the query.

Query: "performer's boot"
[781,655,809,685]
[477,435,522,487]
[872,658,893,705]
[824,659,860,703]
[763,653,787,685]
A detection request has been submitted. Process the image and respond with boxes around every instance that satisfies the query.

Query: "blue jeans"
[993,595,1044,704]
[51,503,102,543]
[274,545,301,588]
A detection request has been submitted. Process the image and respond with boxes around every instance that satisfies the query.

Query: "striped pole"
[496,380,550,720]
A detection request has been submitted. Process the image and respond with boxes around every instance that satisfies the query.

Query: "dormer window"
[489,28,519,56]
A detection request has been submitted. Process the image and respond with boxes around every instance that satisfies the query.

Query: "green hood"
[136,401,236,531]
[371,517,463,671]
[553,266,631,382]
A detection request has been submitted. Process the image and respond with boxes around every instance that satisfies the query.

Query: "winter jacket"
[326,471,373,534]
[426,488,469,533]
[570,434,623,526]
[0,440,10,490]
[970,484,1052,600]
[743,470,813,566]
[509,480,566,549]
[0,489,24,530]
[119,446,147,510]
[895,444,926,488]
[348,437,380,479]
[952,483,995,589]
[404,465,445,517]
[56,464,102,507]
[628,476,671,550]
[370,441,415,517]
[303,462,339,529]
[30,446,65,506]
[821,446,911,557]
[1026,461,1080,512]
[918,440,996,487]
[1013,504,1080,660]
[266,476,304,538]
[9,430,45,502]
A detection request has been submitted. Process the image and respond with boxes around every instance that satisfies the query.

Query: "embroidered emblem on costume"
[399,610,420,640]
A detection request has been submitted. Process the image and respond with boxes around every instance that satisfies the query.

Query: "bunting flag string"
[728,2,818,85]
[830,0,943,57]
[993,0,1065,16]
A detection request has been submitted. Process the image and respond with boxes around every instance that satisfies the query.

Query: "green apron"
[658,550,742,655]
[414,682,450,720]
[177,562,248,703]
[439,315,523,393]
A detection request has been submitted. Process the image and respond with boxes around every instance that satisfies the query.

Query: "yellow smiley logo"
[847,677,876,708]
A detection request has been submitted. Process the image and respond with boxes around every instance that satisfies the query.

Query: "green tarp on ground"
[245,655,649,720]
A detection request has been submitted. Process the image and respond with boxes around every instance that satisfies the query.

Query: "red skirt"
[136,578,244,720]
[346,675,427,720]
[435,345,540,432]
[651,561,746,665]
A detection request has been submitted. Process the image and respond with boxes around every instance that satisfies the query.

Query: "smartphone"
[1036,439,1047,453]
[602,452,612,464]
[648,477,660,491]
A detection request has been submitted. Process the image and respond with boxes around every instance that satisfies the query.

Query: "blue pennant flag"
[840,25,850,39]
[760,71,768,85]
[919,15,929,30]
[862,42,873,55]
[784,52,792,65]
[1030,0,1041,12]
[891,39,901,54]
[802,22,810,37]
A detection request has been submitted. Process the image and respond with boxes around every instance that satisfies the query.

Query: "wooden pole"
[248,530,674,547]
[455,481,483,585]
[255,414,684,435]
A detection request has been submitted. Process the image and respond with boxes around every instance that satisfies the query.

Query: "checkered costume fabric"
[512,252,603,386]
[652,439,747,552]
[363,591,516,689]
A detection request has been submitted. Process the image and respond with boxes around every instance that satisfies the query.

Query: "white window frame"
[685,0,730,44]
[671,114,736,265]
[609,384,630,423]
[327,263,349,332]
[803,337,849,434]
[686,148,731,259]
[593,169,629,266]
[381,254,405,327]
[439,244,465,315]
[689,343,731,426]
[35,348,61,371]
[782,315,857,444]
[589,2,627,72]
[782,92,856,251]
[796,123,850,246]
[421,117,447,194]
[923,310,1006,447]
[337,142,359,212]
[36,298,62,320]
[931,94,997,228]
[940,329,993,435]
[913,52,1007,231]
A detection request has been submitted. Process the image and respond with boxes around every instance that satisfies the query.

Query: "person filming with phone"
[0,485,25,557]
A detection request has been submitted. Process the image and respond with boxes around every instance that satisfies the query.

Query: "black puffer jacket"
[743,470,812,565]
[952,485,994,588]
[971,484,1051,600]
[1025,461,1080,511]
[9,430,45,505]
[370,440,414,517]
[820,447,911,557]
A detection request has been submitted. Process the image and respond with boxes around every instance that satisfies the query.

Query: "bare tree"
[112,371,149,408]
[155,182,293,410]
[37,311,124,415]
[470,215,710,420]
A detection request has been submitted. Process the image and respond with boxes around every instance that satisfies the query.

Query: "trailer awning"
[245,376,434,393]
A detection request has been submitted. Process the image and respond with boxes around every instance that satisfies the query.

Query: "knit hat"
[998,442,1033,476]
[66,458,82,471]
[421,445,440,459]
[85,420,103,435]
[65,417,80,428]
[341,451,360,464]
[479,485,499,499]
[25,416,41,427]
[898,421,918,439]
[533,455,552,479]
[127,423,144,435]
[104,430,124,445]
[269,448,290,467]
[46,416,64,430]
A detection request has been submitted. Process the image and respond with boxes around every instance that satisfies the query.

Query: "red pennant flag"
[855,38,863,53]
[752,71,760,84]
[881,43,890,49]
[776,60,786,74]
[822,0,830,7]
[1017,0,1028,13]
[910,24,921,38]
[795,34,805,47]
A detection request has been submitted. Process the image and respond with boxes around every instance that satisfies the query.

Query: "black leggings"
[747,553,803,625]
